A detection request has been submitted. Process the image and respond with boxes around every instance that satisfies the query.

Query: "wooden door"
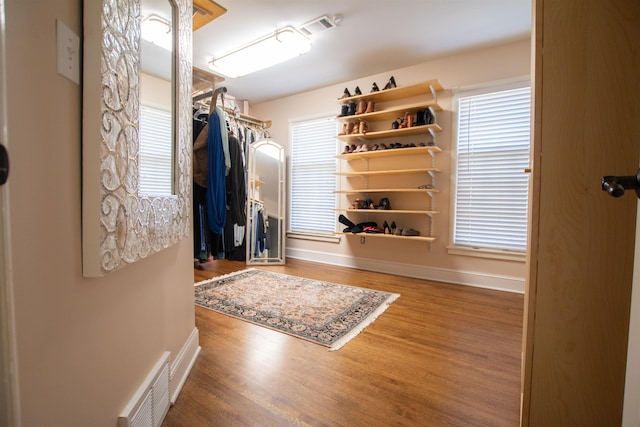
[522,0,640,424]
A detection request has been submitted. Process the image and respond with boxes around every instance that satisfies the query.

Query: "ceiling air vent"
[299,15,338,37]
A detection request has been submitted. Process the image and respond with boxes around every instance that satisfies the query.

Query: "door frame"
[622,201,640,425]
[0,0,21,424]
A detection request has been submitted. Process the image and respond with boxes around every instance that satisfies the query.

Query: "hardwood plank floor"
[163,259,524,426]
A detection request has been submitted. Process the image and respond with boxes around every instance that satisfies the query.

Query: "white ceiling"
[192,0,532,104]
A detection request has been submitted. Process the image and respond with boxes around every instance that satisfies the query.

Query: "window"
[452,84,531,254]
[289,116,337,236]
[139,105,173,195]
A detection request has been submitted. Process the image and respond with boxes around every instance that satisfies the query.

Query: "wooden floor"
[162,259,524,426]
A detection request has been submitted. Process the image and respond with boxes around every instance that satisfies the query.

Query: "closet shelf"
[337,124,442,141]
[337,101,442,122]
[338,79,444,103]
[338,145,442,160]
[335,168,439,177]
[335,188,439,194]
[334,231,436,243]
[337,208,439,215]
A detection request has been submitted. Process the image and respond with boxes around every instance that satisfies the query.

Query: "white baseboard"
[169,327,201,405]
[286,247,525,294]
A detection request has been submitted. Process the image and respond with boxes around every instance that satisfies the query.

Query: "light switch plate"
[56,19,80,85]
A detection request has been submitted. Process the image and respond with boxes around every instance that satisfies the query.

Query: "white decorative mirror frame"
[82,0,192,277]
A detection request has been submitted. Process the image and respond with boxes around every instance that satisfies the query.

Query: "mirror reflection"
[139,0,175,195]
[247,139,286,264]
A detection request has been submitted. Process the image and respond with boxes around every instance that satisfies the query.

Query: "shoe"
[376,197,391,210]
[339,104,349,117]
[383,76,397,90]
[383,220,391,234]
[359,121,368,134]
[346,121,355,134]
[371,82,379,92]
[390,221,397,234]
[342,145,351,154]
[354,86,362,95]
[365,101,375,114]
[394,227,403,235]
[364,226,384,233]
[347,101,357,116]
[407,112,415,127]
[338,123,348,135]
[340,88,351,99]
[423,107,434,124]
[339,214,356,232]
[401,228,420,236]
[356,100,366,115]
[391,119,401,130]
[415,109,426,126]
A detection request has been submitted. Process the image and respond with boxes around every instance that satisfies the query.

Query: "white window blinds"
[139,105,173,195]
[453,85,531,252]
[289,116,337,234]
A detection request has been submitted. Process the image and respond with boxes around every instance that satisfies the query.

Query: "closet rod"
[193,90,213,102]
[225,109,271,129]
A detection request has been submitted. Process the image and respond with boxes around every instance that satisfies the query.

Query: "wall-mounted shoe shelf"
[338,79,443,103]
[335,79,444,245]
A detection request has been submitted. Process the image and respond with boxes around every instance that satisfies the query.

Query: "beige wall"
[251,38,531,291]
[6,1,195,425]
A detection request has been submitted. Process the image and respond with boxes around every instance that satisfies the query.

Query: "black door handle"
[601,169,640,198]
[0,144,8,186]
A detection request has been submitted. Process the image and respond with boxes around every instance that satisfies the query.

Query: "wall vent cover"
[299,15,337,36]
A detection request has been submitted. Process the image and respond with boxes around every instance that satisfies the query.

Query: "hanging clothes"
[206,108,227,234]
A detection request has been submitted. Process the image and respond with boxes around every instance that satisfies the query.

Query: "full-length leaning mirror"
[246,139,286,265]
[82,0,192,277]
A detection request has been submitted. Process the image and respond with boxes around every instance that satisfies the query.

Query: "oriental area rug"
[194,268,399,351]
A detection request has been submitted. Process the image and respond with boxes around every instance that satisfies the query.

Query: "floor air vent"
[119,352,171,427]
[299,15,337,36]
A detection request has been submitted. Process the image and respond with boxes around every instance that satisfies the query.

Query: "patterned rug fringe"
[329,293,399,351]
[194,268,257,287]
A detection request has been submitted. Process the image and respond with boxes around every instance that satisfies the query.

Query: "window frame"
[448,80,531,261]
[287,114,340,243]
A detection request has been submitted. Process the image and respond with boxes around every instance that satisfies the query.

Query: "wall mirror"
[247,139,286,265]
[82,0,192,277]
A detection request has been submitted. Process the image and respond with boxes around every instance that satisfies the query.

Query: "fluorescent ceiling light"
[141,15,172,51]
[208,26,311,78]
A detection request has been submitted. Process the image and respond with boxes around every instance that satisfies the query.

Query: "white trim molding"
[169,327,200,405]
[286,247,525,294]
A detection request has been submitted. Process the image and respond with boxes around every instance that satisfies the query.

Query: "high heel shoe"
[340,88,352,99]
[354,86,362,95]
[383,76,397,90]
[390,221,397,234]
[371,82,379,92]
[383,220,391,234]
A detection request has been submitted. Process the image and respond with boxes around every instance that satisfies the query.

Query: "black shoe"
[371,82,379,92]
[339,214,356,228]
[383,76,397,90]
[354,86,362,95]
[390,221,397,234]
[383,220,391,234]
[339,104,349,117]
[347,101,357,116]
[340,88,351,99]
[376,197,391,210]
